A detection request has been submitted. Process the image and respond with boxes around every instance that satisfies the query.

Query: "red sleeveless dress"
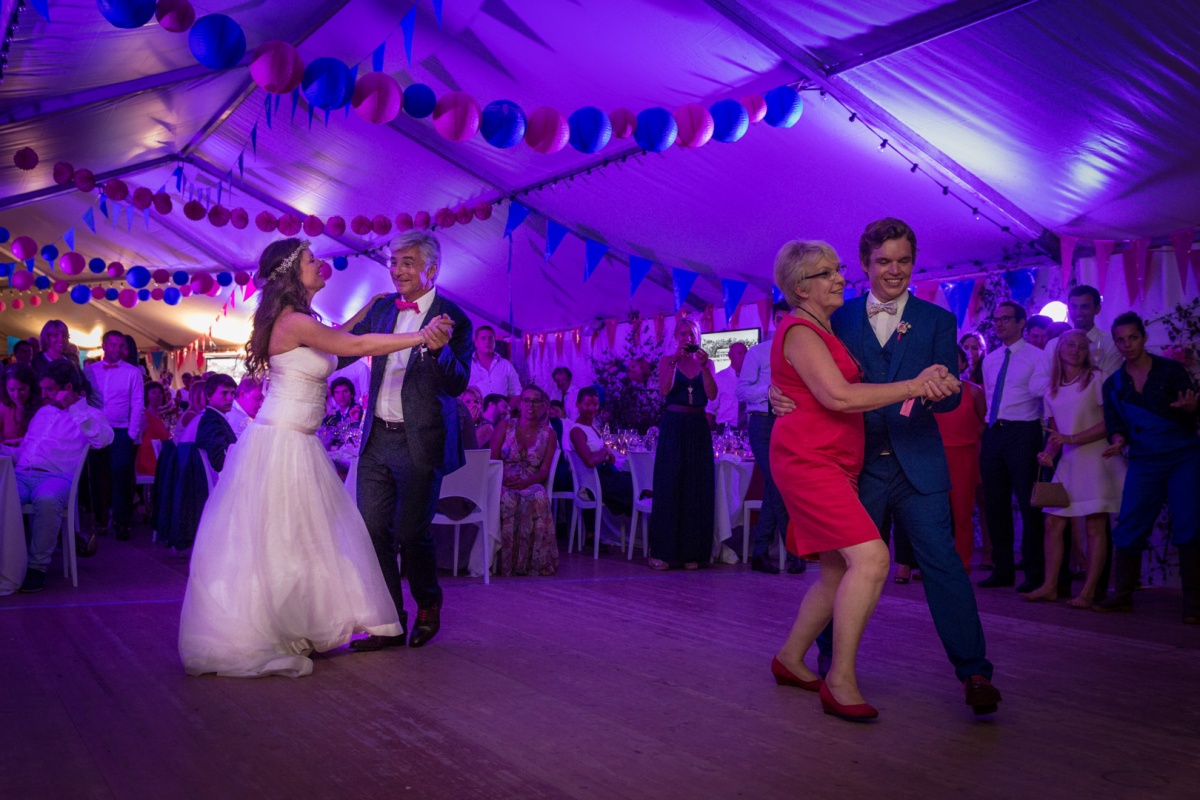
[769,315,879,557]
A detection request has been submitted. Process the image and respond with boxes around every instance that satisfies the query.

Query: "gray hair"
[774,240,839,309]
[389,231,442,271]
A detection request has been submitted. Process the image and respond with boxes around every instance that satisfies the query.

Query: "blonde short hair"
[675,317,702,342]
[774,240,838,309]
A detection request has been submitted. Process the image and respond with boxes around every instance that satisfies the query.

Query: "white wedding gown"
[178,347,402,677]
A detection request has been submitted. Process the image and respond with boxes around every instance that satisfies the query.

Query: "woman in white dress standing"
[1021,331,1125,608]
[178,238,452,677]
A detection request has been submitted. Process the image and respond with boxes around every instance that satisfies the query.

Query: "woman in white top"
[567,387,633,517]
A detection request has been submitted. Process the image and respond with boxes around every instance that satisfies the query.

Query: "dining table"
[0,456,27,595]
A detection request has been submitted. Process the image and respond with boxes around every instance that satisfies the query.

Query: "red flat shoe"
[770,657,822,692]
[819,682,879,721]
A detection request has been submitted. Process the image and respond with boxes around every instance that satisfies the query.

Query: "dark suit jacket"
[831,294,960,495]
[196,407,237,472]
[339,290,474,474]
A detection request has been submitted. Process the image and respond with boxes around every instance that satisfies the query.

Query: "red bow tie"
[395,299,420,312]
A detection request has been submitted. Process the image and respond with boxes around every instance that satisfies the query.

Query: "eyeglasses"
[992,315,1017,323]
[520,398,545,405]
[803,265,845,281]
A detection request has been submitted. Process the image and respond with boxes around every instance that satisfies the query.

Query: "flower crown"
[266,240,310,282]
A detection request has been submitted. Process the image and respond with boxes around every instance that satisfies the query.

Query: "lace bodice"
[256,347,338,434]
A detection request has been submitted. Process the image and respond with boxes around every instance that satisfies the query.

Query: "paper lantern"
[137,289,151,301]
[674,104,714,148]
[742,94,767,124]
[569,106,612,154]
[11,271,33,291]
[230,207,248,229]
[413,211,431,230]
[402,83,436,118]
[104,288,120,301]
[395,213,413,232]
[206,280,221,296]
[127,265,152,288]
[49,291,61,303]
[98,0,157,29]
[53,279,69,293]
[12,299,24,310]
[350,215,371,236]
[0,263,9,277]
[303,215,324,237]
[255,211,278,232]
[481,100,526,148]
[325,215,345,237]
[234,270,251,285]
[60,252,86,275]
[609,108,637,139]
[250,40,303,93]
[35,275,51,290]
[164,287,181,305]
[156,0,195,33]
[131,186,154,210]
[151,287,165,301]
[183,199,206,220]
[525,107,569,154]
[152,192,173,214]
[455,206,473,225]
[74,169,96,192]
[710,98,749,144]
[172,270,189,285]
[763,86,803,128]
[0,301,6,312]
[208,205,231,227]
[216,272,233,287]
[302,57,353,110]
[371,214,392,236]
[332,256,348,272]
[53,162,74,185]
[180,284,192,297]
[41,244,59,263]
[432,92,481,142]
[152,268,170,284]
[189,14,246,70]
[434,208,454,229]
[11,236,36,260]
[29,295,42,307]
[192,272,214,294]
[277,213,301,236]
[318,262,333,281]
[474,202,492,221]
[71,285,92,304]
[0,227,7,243]
[634,107,677,152]
[108,261,126,278]
[103,178,129,201]
[13,147,38,170]
[89,257,107,274]
[352,72,403,124]
[92,286,107,300]
[119,289,139,308]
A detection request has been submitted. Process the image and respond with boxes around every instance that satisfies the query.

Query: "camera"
[684,343,701,353]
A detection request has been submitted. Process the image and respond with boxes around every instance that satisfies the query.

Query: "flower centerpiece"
[589,311,664,433]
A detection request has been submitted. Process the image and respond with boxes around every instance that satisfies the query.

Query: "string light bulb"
[848,112,857,123]
[878,139,888,151]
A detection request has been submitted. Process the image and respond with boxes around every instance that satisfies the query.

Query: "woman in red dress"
[768,240,957,721]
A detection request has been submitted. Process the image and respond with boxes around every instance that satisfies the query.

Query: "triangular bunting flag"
[173,165,183,191]
[433,0,443,26]
[940,279,976,328]
[64,227,75,252]
[265,94,273,128]
[217,183,223,206]
[99,196,109,218]
[237,152,244,177]
[372,42,386,72]
[401,6,417,64]
[82,207,96,233]
[1169,229,1194,291]
[126,205,134,232]
[324,108,331,126]
[1059,234,1079,288]
[672,268,699,312]
[345,66,358,117]
[771,286,783,305]
[251,123,258,155]
[1003,268,1035,304]
[275,94,282,112]
[143,208,151,231]
[544,220,568,261]
[291,89,300,123]
[25,259,35,271]
[721,278,748,321]
[629,256,653,297]
[584,239,609,281]
[308,102,315,130]
[30,0,50,21]
[1093,240,1115,296]
[503,201,532,237]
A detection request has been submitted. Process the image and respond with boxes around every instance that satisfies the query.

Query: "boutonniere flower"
[897,321,912,340]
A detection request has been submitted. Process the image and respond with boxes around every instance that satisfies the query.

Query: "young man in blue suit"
[339,231,474,651]
[773,218,1001,716]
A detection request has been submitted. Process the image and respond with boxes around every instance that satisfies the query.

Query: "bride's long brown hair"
[244,238,314,380]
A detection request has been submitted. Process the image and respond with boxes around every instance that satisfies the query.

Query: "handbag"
[1030,464,1069,508]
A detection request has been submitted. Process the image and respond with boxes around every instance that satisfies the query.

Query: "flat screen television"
[701,328,761,373]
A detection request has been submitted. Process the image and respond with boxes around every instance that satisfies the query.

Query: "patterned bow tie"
[395,299,420,312]
[867,301,898,317]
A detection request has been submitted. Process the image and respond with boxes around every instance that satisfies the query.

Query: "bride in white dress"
[178,238,453,677]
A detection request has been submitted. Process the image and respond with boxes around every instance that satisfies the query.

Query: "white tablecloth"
[713,454,755,562]
[467,461,504,577]
[0,456,27,595]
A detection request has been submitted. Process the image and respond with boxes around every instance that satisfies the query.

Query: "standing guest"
[175,381,208,441]
[1096,313,1200,623]
[2,364,40,441]
[469,325,521,406]
[933,346,988,573]
[3,362,113,593]
[492,385,559,576]
[477,393,510,449]
[551,366,578,421]
[959,332,987,386]
[322,376,362,427]
[84,329,144,541]
[1025,315,1053,350]
[1030,285,1123,398]
[958,331,993,569]
[227,376,264,438]
[567,386,634,517]
[648,317,717,571]
[737,301,804,574]
[31,320,70,379]
[181,372,195,392]
[708,342,747,430]
[1046,320,1072,341]
[196,374,238,473]
[135,381,172,478]
[978,301,1046,593]
[1021,332,1126,607]
[340,230,473,651]
[11,339,34,365]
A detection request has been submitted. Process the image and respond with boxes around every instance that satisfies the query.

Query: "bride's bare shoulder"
[268,308,317,355]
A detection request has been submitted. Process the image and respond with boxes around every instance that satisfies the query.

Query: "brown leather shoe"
[964,675,1002,716]
[409,605,441,648]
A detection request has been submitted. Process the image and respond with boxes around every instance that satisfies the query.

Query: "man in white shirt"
[978,300,1047,592]
[84,329,144,540]
[469,325,521,405]
[550,366,578,421]
[4,361,114,592]
[707,342,747,430]
[1028,285,1123,398]
[227,376,264,439]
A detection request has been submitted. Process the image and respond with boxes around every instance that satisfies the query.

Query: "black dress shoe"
[977,573,1015,588]
[750,555,780,574]
[349,633,407,652]
[964,675,1001,716]
[409,605,441,648]
[19,569,46,593]
[787,559,806,574]
[77,533,98,558]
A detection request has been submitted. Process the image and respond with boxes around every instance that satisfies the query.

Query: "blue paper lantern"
[763,86,803,128]
[41,244,59,263]
[402,83,437,119]
[333,255,349,272]
[89,257,107,274]
[481,100,527,149]
[138,289,151,301]
[172,270,190,285]
[70,285,92,304]
[0,227,8,243]
[568,106,612,154]
[710,99,749,143]
[163,287,182,306]
[126,265,152,288]
[0,264,10,278]
[35,275,51,290]
[189,14,247,70]
[105,288,120,301]
[302,57,354,110]
[634,107,678,152]
[217,271,234,286]
[96,0,156,29]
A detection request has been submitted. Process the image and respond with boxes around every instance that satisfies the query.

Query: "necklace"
[796,306,833,334]
[795,306,864,381]
[1062,371,1083,386]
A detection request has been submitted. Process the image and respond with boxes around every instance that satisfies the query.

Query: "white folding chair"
[566,449,613,559]
[20,452,89,588]
[741,498,787,571]
[550,446,574,520]
[626,451,654,560]
[198,450,219,493]
[431,449,491,582]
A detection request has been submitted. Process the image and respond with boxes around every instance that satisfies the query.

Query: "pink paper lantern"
[131,187,154,210]
[230,207,249,229]
[11,299,24,311]
[413,211,431,230]
[206,281,221,297]
[11,235,37,261]
[352,72,403,125]
[48,291,60,303]
[525,107,570,154]
[455,206,473,225]
[318,262,333,281]
[609,108,637,139]
[103,178,129,201]
[303,215,324,237]
[156,0,196,33]
[432,92,482,142]
[53,162,74,186]
[371,214,392,236]
[208,205,231,227]
[10,271,33,291]
[742,94,767,124]
[395,213,413,232]
[152,268,171,284]
[91,286,107,300]
[60,251,86,275]
[183,200,206,221]
[474,202,493,221]
[74,169,97,193]
[107,261,126,278]
[249,40,303,93]
[0,301,5,312]
[234,271,251,286]
[434,208,455,229]
[151,287,165,301]
[13,147,39,171]
[180,284,193,298]
[255,211,278,232]
[53,279,69,293]
[350,215,371,236]
[29,295,42,307]
[325,215,345,236]
[152,192,173,214]
[119,289,138,309]
[675,103,714,148]
[192,273,214,294]
[277,213,302,236]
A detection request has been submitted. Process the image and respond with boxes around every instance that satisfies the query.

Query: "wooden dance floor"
[2,531,1198,800]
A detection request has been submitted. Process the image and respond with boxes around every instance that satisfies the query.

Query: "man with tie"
[339,231,473,651]
[85,329,144,541]
[978,301,1047,592]
[551,366,578,421]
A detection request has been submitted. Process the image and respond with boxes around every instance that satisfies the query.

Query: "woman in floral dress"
[492,385,559,576]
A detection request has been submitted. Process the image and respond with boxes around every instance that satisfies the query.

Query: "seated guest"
[629,357,653,387]
[477,392,509,449]
[31,320,70,379]
[135,381,173,478]
[175,381,208,441]
[456,399,479,451]
[460,386,487,444]
[567,387,634,516]
[2,362,114,593]
[548,399,565,420]
[551,366,577,420]
[1025,315,1052,350]
[228,376,265,437]
[322,376,362,427]
[11,339,34,366]
[196,373,238,472]
[2,364,40,442]
[492,385,558,576]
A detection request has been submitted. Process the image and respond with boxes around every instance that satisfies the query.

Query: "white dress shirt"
[375,289,436,423]
[866,290,910,347]
[706,366,741,426]
[3,399,114,476]
[1028,325,1123,398]
[737,339,772,413]
[982,338,1043,422]
[469,353,521,398]
[227,400,253,438]
[551,384,578,421]
[86,359,145,440]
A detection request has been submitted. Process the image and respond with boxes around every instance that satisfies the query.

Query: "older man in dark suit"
[340,231,473,651]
